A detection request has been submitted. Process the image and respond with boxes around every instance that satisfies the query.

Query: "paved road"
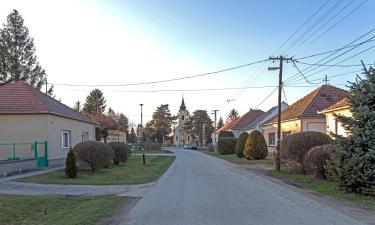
[122,149,370,225]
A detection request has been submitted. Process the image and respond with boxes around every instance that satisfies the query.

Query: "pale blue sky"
[1,0,374,124]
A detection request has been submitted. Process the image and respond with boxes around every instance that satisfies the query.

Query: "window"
[82,132,89,141]
[182,115,185,121]
[268,133,275,146]
[282,131,291,138]
[61,131,71,149]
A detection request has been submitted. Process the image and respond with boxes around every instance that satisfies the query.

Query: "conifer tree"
[65,148,77,178]
[226,109,239,122]
[83,89,106,114]
[0,9,53,95]
[217,117,224,129]
[327,66,375,195]
[73,101,81,112]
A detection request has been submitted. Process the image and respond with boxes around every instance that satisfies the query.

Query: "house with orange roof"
[319,98,351,137]
[260,85,348,153]
[0,82,96,175]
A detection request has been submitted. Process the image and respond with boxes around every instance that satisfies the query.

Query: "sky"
[0,0,374,126]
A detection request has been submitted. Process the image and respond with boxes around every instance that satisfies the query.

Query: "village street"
[121,149,372,225]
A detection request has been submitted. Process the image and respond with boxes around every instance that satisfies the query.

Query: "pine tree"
[327,66,375,196]
[217,117,224,129]
[65,148,77,178]
[190,110,214,145]
[82,89,106,114]
[145,104,175,143]
[0,9,53,95]
[129,127,137,143]
[73,101,81,112]
[226,109,239,122]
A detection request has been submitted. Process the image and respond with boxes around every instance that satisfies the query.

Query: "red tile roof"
[0,82,95,124]
[231,109,265,130]
[263,85,348,125]
[216,118,239,133]
[320,98,350,113]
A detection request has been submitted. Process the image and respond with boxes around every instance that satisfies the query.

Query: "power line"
[282,87,288,105]
[292,60,321,84]
[312,0,369,43]
[255,87,278,109]
[51,59,268,87]
[295,60,371,68]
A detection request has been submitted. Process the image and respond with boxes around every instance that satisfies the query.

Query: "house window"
[282,131,291,138]
[61,131,71,149]
[82,132,89,141]
[268,133,275,146]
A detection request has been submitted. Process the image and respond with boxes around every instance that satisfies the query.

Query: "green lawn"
[0,195,126,225]
[271,170,375,208]
[200,151,273,165]
[17,156,175,185]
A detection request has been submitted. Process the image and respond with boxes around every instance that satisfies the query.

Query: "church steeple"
[180,95,186,111]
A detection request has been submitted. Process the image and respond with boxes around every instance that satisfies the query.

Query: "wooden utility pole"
[211,109,219,145]
[269,56,292,171]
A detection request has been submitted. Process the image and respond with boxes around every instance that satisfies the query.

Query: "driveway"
[121,148,372,225]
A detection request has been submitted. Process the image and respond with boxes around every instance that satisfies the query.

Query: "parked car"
[183,144,191,149]
[190,144,197,150]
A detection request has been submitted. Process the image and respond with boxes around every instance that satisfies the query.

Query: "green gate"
[32,141,48,168]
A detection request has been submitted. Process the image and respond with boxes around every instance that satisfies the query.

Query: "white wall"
[324,109,351,137]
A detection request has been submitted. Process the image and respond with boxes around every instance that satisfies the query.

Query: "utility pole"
[269,56,292,171]
[140,103,145,165]
[211,109,219,147]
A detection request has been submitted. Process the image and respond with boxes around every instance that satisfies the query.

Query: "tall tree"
[0,9,53,95]
[129,126,137,143]
[227,109,239,122]
[190,110,214,145]
[217,117,224,129]
[327,66,375,195]
[83,89,106,115]
[73,101,81,112]
[145,104,175,143]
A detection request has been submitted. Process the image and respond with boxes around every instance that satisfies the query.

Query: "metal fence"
[0,141,47,163]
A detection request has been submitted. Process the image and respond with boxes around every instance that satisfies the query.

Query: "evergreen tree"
[190,110,214,145]
[217,117,224,129]
[0,9,53,95]
[65,148,77,178]
[226,109,239,122]
[129,127,137,143]
[327,66,375,196]
[73,101,81,112]
[145,104,175,143]
[83,89,106,114]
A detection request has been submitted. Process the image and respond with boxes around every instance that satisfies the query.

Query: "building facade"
[173,97,193,147]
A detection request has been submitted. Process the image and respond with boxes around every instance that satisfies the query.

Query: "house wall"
[0,114,48,160]
[261,119,301,153]
[324,109,351,137]
[47,114,96,160]
[107,130,127,143]
[301,119,326,133]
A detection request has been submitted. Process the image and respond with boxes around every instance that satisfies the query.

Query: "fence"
[0,141,48,167]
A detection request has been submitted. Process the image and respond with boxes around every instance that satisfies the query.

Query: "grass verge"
[271,170,375,208]
[17,156,175,185]
[200,150,273,165]
[0,195,126,225]
[131,148,173,154]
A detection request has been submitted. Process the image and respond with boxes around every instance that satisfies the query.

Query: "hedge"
[304,144,333,179]
[244,130,268,160]
[108,142,129,165]
[235,132,249,158]
[73,141,114,172]
[218,137,237,155]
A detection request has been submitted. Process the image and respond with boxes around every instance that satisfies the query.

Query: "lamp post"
[140,104,145,165]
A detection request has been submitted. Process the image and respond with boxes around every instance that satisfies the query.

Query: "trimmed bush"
[65,148,77,178]
[207,143,214,152]
[304,144,333,179]
[73,141,114,172]
[244,130,268,160]
[235,132,249,158]
[281,131,333,169]
[218,137,237,155]
[218,130,235,138]
[108,142,129,165]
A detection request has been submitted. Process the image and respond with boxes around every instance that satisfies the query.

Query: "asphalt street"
[122,149,369,225]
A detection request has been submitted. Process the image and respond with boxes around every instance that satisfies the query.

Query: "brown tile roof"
[263,85,348,125]
[216,118,239,133]
[0,82,95,124]
[231,109,265,130]
[320,98,349,113]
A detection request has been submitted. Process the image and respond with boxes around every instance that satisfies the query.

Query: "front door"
[33,141,48,168]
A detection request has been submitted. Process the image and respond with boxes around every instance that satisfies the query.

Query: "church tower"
[173,96,191,147]
[179,96,188,125]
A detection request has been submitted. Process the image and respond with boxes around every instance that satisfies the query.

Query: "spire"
[180,95,186,110]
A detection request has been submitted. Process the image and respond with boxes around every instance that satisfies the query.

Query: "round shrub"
[73,141,114,172]
[218,137,237,155]
[108,142,129,165]
[235,132,249,158]
[244,130,268,160]
[281,131,333,168]
[304,144,334,179]
[218,130,235,138]
[65,148,77,178]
